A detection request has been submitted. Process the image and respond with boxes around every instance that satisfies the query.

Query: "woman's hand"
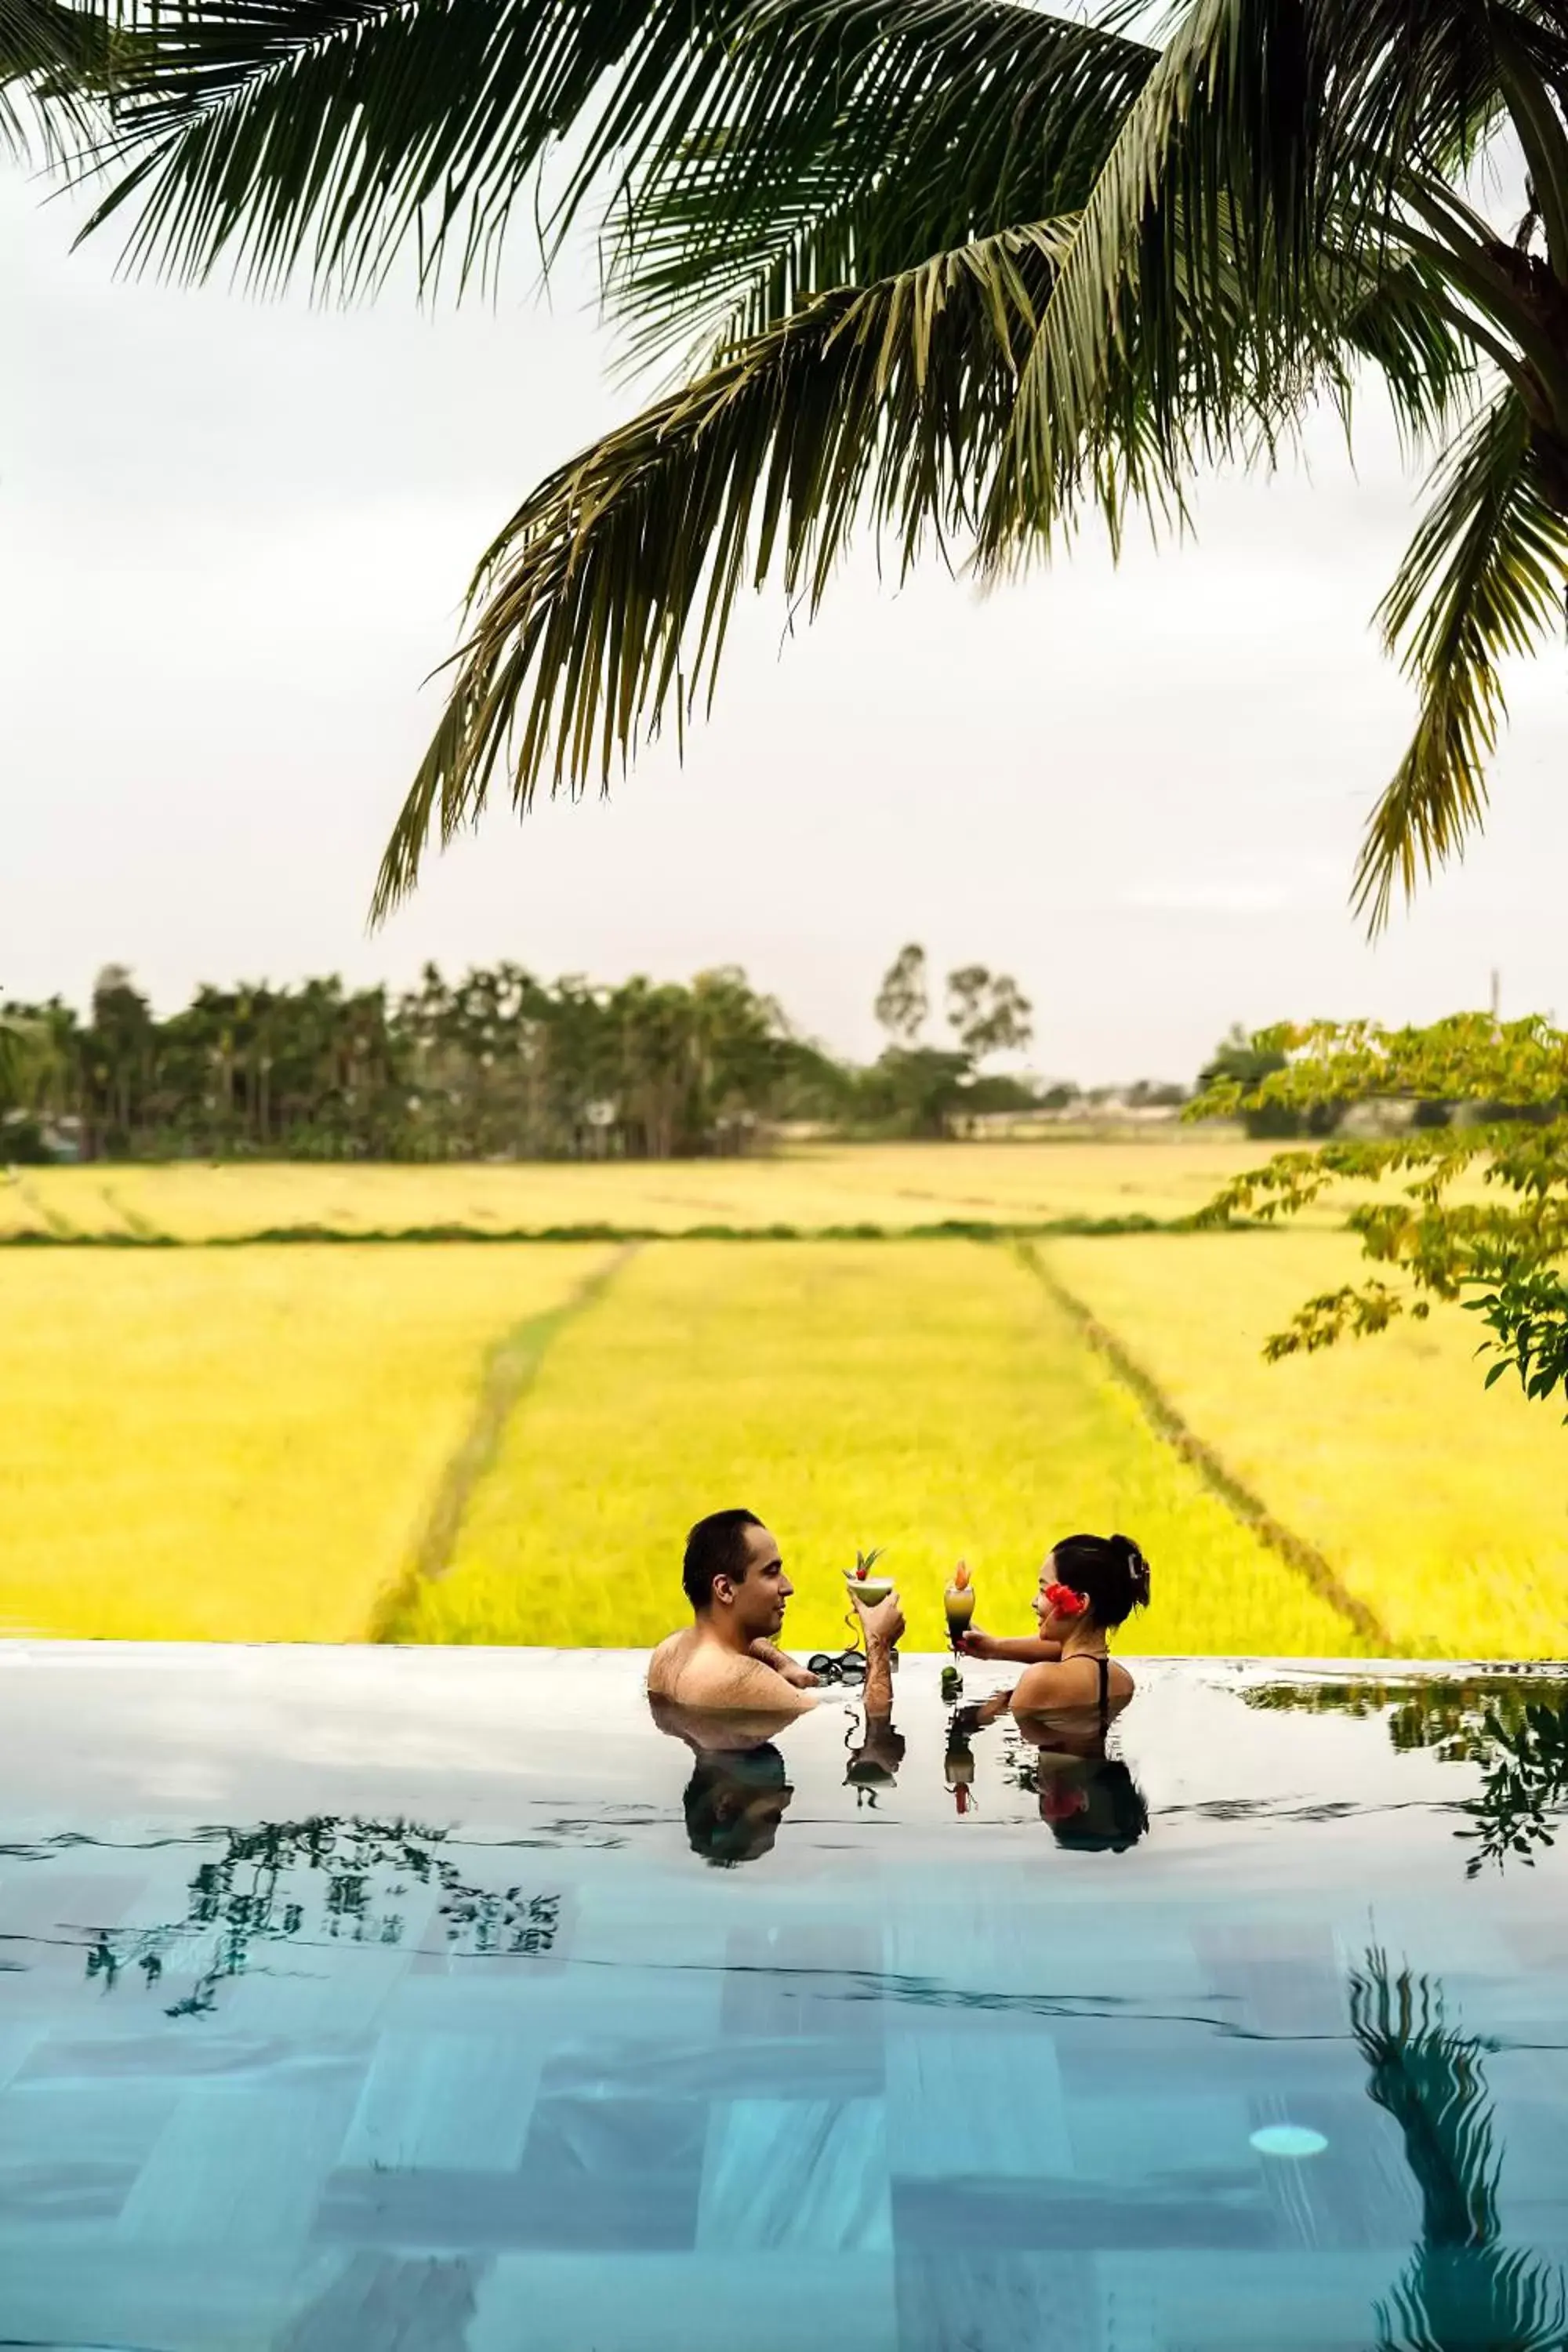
[957,1626,1001,1661]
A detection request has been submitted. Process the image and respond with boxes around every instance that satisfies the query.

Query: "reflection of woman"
[961,1531,1150,1715]
[1016,1708,1150,1853]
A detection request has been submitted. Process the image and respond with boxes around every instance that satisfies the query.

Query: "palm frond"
[1,0,114,160]
[74,0,758,298]
[1349,1952,1501,2248]
[980,0,1548,558]
[1356,385,1568,930]
[372,218,1086,916]
[602,0,1156,364]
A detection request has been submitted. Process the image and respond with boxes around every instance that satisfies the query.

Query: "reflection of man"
[649,1695,800,1866]
[647,1508,902,1714]
[683,1745,793,1865]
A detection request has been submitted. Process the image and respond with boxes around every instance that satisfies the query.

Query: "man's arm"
[679,1650,818,1716]
[748,1639,818,1689]
[850,1589,905,1715]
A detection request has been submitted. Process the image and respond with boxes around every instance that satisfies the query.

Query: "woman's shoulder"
[1011,1654,1134,1714]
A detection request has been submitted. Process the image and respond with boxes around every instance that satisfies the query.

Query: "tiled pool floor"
[1,1646,1565,2349]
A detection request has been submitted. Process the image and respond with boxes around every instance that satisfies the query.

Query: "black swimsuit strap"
[1095,1653,1109,1729]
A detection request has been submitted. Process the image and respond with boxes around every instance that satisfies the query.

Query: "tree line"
[0,946,1053,1161]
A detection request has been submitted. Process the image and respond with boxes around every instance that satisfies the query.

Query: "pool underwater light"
[1250,2125,1329,2158]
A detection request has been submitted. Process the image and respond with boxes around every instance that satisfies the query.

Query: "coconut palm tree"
[61,0,1568,920]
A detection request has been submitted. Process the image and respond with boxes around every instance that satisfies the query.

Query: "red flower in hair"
[1044,1581,1089,1617]
[1038,1782,1090,1822]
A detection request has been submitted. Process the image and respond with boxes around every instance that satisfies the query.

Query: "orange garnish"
[953,1563,971,1589]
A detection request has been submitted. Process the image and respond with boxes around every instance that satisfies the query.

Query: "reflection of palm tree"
[1350,1951,1566,2352]
[86,1814,561,2018]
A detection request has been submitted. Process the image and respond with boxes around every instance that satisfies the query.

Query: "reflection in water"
[844,1704,906,1808]
[1001,1704,1150,1854]
[681,1744,793,1864]
[648,1695,800,1866]
[1352,1952,1568,2350]
[79,1816,561,2017]
[1248,1675,1568,1878]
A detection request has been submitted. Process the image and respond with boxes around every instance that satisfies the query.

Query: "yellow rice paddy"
[394,1242,1363,1657]
[0,1244,611,1640]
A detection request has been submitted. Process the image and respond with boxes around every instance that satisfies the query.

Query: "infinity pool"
[2,1645,1566,2350]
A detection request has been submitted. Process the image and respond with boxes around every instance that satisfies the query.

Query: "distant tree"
[4,956,838,1163]
[946,966,1033,1063]
[1199,1025,1343,1140]
[867,947,1036,1137]
[873,946,928,1048]
[1192,1013,1568,1412]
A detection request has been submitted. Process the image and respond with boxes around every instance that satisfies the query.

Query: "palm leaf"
[1350,1951,1567,2352]
[1,0,115,158]
[1356,386,1568,931]
[602,0,1157,364]
[74,0,757,297]
[371,217,1079,915]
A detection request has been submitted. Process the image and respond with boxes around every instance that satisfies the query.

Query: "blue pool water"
[2,1643,1566,2350]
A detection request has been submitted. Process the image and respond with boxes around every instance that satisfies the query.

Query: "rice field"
[0,1244,612,1640]
[0,1136,1282,1241]
[2,1144,1561,1658]
[392,1241,1362,1657]
[1044,1232,1568,1660]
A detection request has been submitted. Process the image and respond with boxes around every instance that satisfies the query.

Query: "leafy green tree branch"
[1191,1012,1568,1410]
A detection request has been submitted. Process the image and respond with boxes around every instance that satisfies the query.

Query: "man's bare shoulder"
[647,1630,697,1699]
[647,1629,815,1715]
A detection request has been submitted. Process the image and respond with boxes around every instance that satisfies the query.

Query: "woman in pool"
[958,1531,1150,1719]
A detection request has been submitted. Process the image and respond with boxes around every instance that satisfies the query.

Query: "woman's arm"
[959,1629,1062,1665]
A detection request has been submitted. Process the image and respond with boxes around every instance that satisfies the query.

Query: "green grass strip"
[368,1243,639,1643]
[1014,1240,1393,1654]
[0,1210,1283,1248]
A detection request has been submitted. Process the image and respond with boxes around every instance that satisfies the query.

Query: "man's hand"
[851,1589,905,1650]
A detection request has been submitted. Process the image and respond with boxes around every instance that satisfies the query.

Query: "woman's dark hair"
[1051,1532,1151,1627]
[1047,1759,1150,1854]
[682,1508,762,1610]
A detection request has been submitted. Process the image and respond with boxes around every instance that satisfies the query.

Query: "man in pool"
[647,1508,902,1715]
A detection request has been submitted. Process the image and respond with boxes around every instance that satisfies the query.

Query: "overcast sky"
[5,169,1565,1082]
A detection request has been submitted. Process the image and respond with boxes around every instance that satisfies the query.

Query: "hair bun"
[1111,1533,1152,1608]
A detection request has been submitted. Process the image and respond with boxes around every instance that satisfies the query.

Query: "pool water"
[2,1644,1566,2350]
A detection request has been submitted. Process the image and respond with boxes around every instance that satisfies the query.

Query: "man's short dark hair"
[682,1744,789,1866]
[683,1508,763,1611]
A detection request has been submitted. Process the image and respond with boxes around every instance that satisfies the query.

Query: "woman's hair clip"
[1044,1581,1089,1617]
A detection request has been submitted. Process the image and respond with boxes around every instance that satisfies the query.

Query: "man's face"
[716,1522,793,1641]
